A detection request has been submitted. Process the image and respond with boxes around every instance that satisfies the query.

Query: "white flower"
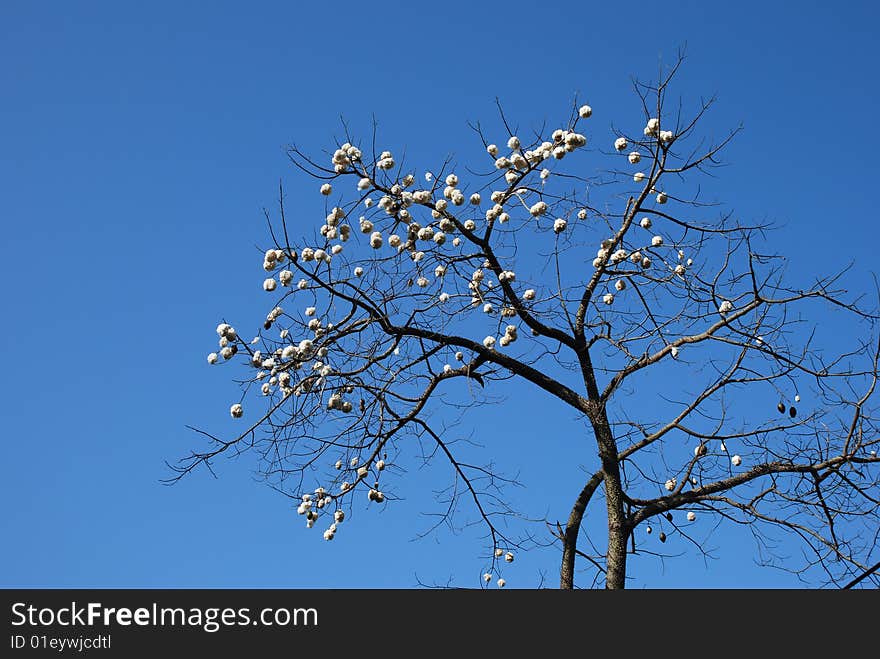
[731,454,742,467]
[320,183,332,196]
[529,201,548,217]
[504,552,514,563]
[230,403,243,418]
[523,289,536,301]
[633,172,645,183]
[207,352,218,364]
[664,478,676,492]
[263,278,277,292]
[578,104,592,119]
[639,217,652,229]
[553,218,567,233]
[656,192,668,204]
[651,235,663,247]
[628,151,641,164]
[602,293,614,305]
[483,336,496,348]
[687,512,696,522]
[718,300,733,314]
[497,578,506,588]
[277,270,293,287]
[486,144,498,156]
[614,137,627,151]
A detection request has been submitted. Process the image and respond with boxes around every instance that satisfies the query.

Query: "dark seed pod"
[777,402,786,414]
[666,512,673,522]
[789,406,797,418]
[659,532,667,543]
[264,320,273,330]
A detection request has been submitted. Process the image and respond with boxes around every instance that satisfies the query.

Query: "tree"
[173,58,880,589]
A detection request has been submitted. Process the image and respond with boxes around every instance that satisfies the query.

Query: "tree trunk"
[596,416,629,589]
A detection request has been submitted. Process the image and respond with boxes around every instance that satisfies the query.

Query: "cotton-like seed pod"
[504,552,514,563]
[656,192,668,204]
[687,512,696,522]
[487,144,498,156]
[628,151,641,164]
[497,578,506,588]
[578,104,592,119]
[483,336,496,348]
[731,455,742,467]
[445,174,458,186]
[633,172,645,183]
[615,279,626,291]
[523,289,536,300]
[639,217,652,229]
[230,403,243,418]
[614,137,627,151]
[529,201,548,217]
[719,300,733,314]
[320,183,332,195]
[553,218,567,233]
[664,478,676,492]
[483,573,492,583]
[651,235,663,247]
[263,278,277,292]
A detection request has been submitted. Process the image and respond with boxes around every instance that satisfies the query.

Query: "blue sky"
[2,0,878,589]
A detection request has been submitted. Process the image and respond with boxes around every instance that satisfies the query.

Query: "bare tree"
[174,58,880,589]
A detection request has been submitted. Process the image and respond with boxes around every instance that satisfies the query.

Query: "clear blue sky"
[2,0,878,588]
